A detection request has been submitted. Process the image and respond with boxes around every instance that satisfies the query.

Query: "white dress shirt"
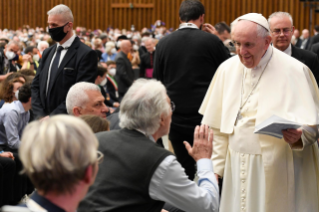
[136,130,219,212]
[46,34,76,95]
[283,44,292,56]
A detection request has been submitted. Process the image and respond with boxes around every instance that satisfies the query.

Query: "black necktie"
[49,46,64,86]
[46,46,64,112]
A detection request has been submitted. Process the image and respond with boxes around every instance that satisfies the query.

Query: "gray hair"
[47,4,74,23]
[143,37,156,44]
[119,79,171,136]
[7,40,20,48]
[66,82,101,115]
[37,41,49,50]
[231,20,270,38]
[268,12,293,28]
[19,115,98,194]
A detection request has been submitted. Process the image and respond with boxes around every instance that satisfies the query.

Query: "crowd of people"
[0,0,318,212]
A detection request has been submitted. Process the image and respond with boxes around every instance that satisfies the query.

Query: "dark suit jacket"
[140,51,155,78]
[311,42,319,57]
[0,48,17,75]
[295,38,302,48]
[307,34,319,50]
[106,75,119,102]
[153,28,230,128]
[31,36,98,118]
[291,44,319,85]
[114,51,134,98]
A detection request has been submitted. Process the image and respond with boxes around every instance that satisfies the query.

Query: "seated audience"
[105,61,119,104]
[95,66,118,109]
[80,115,110,133]
[18,69,36,83]
[1,115,101,212]
[22,46,39,71]
[78,79,219,212]
[37,41,49,56]
[0,73,26,108]
[0,41,20,82]
[0,83,31,152]
[66,82,109,118]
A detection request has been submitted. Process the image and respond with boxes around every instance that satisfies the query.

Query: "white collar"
[179,23,199,30]
[283,44,292,56]
[57,34,76,49]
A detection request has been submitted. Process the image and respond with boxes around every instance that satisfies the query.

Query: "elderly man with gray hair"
[66,82,109,118]
[79,79,219,212]
[1,115,102,212]
[200,13,319,212]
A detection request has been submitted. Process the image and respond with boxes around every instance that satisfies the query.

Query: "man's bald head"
[302,29,309,39]
[120,40,132,55]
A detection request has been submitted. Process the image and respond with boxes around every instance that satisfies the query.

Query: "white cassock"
[199,46,319,212]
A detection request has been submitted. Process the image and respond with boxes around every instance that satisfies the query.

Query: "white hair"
[19,115,98,194]
[231,20,270,38]
[37,41,49,50]
[119,79,171,136]
[105,41,115,53]
[47,4,74,23]
[143,37,156,44]
[66,82,101,115]
[268,12,293,28]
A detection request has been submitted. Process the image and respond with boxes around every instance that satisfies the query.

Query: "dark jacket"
[0,48,17,75]
[31,36,98,118]
[153,28,230,128]
[78,129,172,212]
[291,44,319,85]
[114,51,134,98]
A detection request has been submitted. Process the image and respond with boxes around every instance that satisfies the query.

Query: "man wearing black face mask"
[0,41,19,82]
[31,4,98,118]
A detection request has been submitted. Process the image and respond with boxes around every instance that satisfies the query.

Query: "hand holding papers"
[254,115,302,139]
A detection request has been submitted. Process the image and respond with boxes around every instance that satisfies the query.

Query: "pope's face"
[269,16,294,51]
[232,21,271,68]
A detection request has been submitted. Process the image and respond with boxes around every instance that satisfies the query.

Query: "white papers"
[254,115,302,139]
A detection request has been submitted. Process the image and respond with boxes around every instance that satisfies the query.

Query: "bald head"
[120,40,132,55]
[302,29,309,39]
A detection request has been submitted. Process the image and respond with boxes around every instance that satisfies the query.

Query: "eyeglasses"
[96,150,104,164]
[171,101,176,112]
[271,28,293,36]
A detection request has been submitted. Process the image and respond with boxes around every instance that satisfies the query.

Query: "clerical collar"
[283,44,292,56]
[179,23,199,30]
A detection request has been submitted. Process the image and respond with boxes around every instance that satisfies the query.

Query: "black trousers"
[169,125,196,180]
[0,156,16,206]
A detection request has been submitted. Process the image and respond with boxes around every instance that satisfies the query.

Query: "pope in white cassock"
[199,13,319,212]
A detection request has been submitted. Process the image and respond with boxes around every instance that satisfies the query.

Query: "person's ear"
[73,106,82,117]
[83,164,94,184]
[159,113,165,127]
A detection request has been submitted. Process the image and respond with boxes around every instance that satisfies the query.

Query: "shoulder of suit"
[293,45,317,59]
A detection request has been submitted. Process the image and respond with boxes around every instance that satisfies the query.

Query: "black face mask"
[49,22,69,42]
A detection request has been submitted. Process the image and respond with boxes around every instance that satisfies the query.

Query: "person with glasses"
[200,13,319,212]
[268,12,319,85]
[1,115,102,212]
[79,79,219,212]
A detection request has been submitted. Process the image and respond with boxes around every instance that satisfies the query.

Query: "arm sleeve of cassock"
[290,125,319,151]
[211,127,229,177]
[290,66,319,151]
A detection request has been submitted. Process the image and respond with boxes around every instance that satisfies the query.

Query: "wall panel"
[1,0,319,35]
